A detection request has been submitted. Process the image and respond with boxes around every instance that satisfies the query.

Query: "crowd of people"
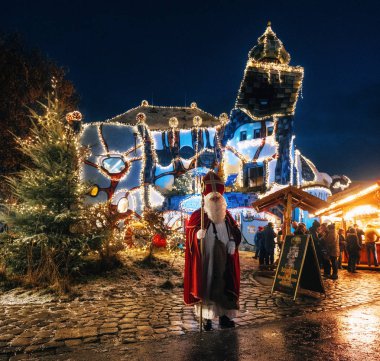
[253,220,380,279]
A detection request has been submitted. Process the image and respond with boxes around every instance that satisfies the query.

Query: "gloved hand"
[197,229,207,239]
[227,241,236,255]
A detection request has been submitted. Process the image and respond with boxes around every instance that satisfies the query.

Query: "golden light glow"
[344,205,380,220]
[136,112,146,123]
[316,183,380,216]
[90,185,99,197]
[193,115,202,127]
[219,113,229,125]
[169,117,179,128]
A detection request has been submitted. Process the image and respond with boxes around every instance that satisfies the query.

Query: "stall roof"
[252,185,329,213]
[315,181,380,217]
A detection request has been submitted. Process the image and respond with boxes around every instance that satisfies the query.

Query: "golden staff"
[199,180,205,332]
[193,115,204,332]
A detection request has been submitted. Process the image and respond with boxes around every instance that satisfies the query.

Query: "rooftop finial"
[267,20,271,27]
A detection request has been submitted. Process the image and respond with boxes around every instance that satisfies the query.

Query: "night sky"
[2,0,380,181]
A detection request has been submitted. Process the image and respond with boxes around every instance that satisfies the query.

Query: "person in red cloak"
[184,171,241,331]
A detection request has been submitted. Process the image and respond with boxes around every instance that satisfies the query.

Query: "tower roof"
[249,21,290,64]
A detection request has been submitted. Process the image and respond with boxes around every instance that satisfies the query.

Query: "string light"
[316,183,380,216]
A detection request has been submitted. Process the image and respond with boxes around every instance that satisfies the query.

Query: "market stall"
[252,185,329,236]
[315,181,380,265]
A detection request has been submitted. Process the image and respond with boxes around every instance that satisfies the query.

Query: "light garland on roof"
[344,205,380,220]
[234,24,304,120]
[315,183,380,216]
[235,62,304,120]
[258,182,288,199]
[103,102,219,126]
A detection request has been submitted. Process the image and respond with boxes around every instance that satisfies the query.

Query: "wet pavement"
[0,252,379,360]
[40,299,380,361]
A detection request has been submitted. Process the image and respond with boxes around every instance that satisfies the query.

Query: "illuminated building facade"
[80,23,350,230]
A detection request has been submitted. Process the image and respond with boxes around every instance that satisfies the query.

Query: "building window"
[253,129,261,139]
[259,99,268,106]
[240,131,247,141]
[267,126,274,136]
[244,165,264,190]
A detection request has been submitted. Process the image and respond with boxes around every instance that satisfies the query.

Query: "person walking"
[364,225,379,267]
[256,226,267,269]
[294,222,307,235]
[263,222,277,267]
[184,171,241,331]
[324,223,339,279]
[309,220,323,268]
[318,223,329,273]
[253,226,264,259]
[354,224,365,265]
[346,227,361,273]
[338,228,347,269]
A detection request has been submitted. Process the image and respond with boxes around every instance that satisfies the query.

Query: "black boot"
[203,319,212,331]
[219,315,235,328]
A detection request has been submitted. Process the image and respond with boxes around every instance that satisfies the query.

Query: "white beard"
[204,193,227,224]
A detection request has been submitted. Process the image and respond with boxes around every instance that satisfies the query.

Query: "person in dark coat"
[253,226,264,259]
[354,224,364,265]
[346,227,361,273]
[309,220,322,267]
[317,223,328,271]
[257,227,267,268]
[294,222,307,235]
[337,228,347,269]
[263,222,277,266]
[323,224,339,279]
[364,225,379,267]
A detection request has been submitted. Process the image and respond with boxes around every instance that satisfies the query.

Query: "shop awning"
[252,185,329,214]
[315,181,380,217]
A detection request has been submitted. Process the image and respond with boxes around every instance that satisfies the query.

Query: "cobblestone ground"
[0,252,379,359]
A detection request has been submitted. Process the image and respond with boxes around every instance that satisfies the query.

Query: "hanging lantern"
[219,113,228,125]
[136,112,146,124]
[65,111,82,125]
[65,112,74,124]
[71,111,82,121]
[169,117,179,128]
[193,115,202,127]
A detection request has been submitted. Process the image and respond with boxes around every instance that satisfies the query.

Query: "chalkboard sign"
[272,234,325,300]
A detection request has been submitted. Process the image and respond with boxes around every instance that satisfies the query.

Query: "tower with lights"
[222,21,304,190]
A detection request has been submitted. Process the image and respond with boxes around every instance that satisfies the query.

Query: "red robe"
[184,208,241,305]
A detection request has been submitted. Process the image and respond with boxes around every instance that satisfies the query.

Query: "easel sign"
[272,234,325,300]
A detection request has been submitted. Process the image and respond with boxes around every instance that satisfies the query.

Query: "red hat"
[201,171,225,196]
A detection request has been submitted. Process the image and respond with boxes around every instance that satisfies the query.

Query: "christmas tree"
[0,78,87,291]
